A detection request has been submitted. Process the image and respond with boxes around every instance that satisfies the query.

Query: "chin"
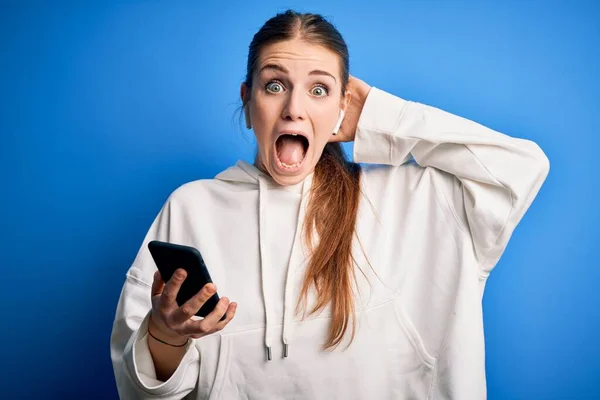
[268,155,313,186]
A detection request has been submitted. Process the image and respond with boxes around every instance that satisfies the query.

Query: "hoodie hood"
[215,159,314,360]
[215,160,264,185]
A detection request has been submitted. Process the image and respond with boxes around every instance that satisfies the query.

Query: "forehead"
[257,38,340,75]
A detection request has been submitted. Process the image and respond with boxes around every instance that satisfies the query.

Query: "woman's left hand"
[328,76,372,143]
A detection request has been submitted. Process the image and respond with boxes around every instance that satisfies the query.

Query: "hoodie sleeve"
[110,197,201,399]
[353,87,549,274]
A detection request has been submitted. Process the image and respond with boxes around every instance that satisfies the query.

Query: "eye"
[265,80,284,94]
[311,85,329,97]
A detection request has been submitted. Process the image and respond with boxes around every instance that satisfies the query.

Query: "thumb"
[151,270,165,296]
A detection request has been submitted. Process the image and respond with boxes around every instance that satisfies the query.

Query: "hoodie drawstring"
[257,173,312,361]
[257,175,274,360]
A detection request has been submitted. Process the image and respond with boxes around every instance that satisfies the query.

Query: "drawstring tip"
[266,347,272,361]
[284,344,289,358]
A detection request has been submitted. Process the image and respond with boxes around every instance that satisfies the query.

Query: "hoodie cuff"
[353,87,414,166]
[123,311,200,396]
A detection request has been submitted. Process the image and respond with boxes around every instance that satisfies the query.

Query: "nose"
[281,87,307,122]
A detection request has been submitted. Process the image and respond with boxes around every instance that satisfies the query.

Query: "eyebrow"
[259,63,337,83]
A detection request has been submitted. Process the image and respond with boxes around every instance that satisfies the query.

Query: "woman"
[110,10,549,399]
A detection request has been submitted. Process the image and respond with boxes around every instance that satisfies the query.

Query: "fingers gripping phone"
[147,240,224,320]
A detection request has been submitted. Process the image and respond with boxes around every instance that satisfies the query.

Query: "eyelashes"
[264,79,330,98]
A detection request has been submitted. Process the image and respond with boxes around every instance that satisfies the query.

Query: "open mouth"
[274,132,310,170]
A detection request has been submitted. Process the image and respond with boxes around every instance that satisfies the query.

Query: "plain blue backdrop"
[1,1,598,399]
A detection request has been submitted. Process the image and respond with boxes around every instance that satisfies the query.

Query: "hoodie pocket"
[206,334,232,400]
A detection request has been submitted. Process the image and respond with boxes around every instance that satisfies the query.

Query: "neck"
[253,156,269,176]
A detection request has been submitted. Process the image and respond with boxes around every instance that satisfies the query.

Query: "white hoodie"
[110,87,549,399]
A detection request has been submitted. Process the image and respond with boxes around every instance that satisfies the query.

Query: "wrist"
[148,315,187,345]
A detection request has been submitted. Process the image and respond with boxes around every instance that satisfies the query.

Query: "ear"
[241,83,252,129]
[340,89,352,113]
[240,82,250,104]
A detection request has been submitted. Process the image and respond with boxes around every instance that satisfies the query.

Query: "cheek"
[312,106,338,142]
[251,99,279,148]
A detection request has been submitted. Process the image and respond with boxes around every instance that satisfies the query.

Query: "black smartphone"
[147,240,224,320]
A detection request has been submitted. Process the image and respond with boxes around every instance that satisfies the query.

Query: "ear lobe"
[244,104,252,129]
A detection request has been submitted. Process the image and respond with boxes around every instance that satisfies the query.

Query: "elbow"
[519,139,550,186]
[530,142,550,184]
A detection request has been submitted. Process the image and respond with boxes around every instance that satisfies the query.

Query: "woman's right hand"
[148,268,237,344]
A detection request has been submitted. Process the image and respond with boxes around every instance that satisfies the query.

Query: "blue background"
[1,1,598,399]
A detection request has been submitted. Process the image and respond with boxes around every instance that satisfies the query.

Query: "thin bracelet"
[147,327,189,348]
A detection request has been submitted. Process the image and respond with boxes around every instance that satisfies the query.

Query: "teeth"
[276,158,303,169]
[291,134,298,136]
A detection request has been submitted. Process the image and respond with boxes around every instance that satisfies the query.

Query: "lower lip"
[272,146,308,174]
